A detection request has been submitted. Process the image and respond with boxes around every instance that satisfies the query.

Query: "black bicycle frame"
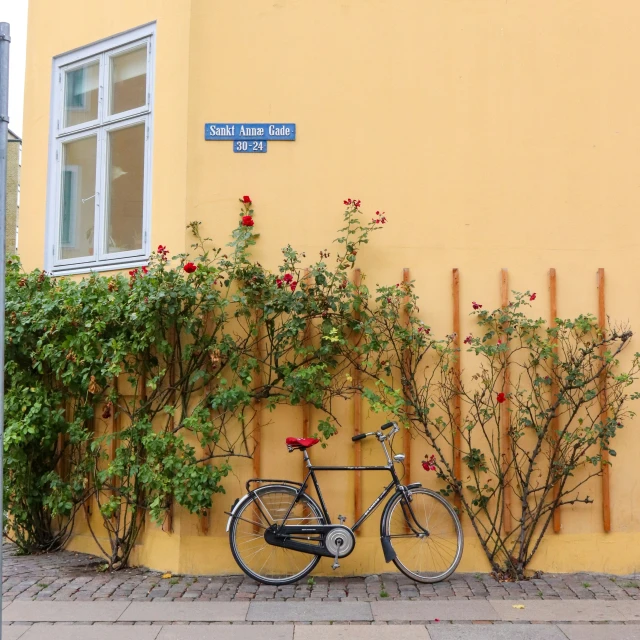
[271,450,409,533]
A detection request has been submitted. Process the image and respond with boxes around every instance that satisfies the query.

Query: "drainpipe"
[0,21,11,640]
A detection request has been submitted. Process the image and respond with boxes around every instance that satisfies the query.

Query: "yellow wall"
[21,0,640,576]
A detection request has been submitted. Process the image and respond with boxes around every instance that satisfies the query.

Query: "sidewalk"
[3,599,640,639]
[3,546,640,638]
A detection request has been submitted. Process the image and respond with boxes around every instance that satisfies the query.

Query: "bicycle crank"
[324,525,355,570]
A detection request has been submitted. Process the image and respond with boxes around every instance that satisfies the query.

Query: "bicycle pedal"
[332,561,340,570]
[338,514,346,524]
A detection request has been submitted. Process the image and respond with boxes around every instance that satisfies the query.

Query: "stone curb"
[4,599,640,624]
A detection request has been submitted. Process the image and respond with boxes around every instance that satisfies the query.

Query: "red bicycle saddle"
[286,437,320,451]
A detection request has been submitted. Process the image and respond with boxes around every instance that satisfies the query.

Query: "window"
[46,24,154,273]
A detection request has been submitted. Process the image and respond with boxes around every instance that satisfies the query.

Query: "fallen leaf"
[512,604,525,609]
[161,573,172,579]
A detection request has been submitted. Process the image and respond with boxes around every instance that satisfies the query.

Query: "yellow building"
[6,129,20,255]
[19,0,640,576]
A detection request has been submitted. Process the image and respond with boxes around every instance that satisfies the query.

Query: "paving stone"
[559,624,640,639]
[247,601,373,621]
[120,602,249,621]
[19,625,161,640]
[489,600,626,622]
[294,624,430,639]
[372,601,499,621]
[1,626,29,640]
[428,625,566,640]
[156,625,293,639]
[4,601,131,622]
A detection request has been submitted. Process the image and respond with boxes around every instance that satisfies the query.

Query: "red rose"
[101,402,112,419]
[142,266,148,275]
[290,281,298,292]
[184,262,197,274]
[242,195,252,204]
[344,198,352,205]
[464,335,472,344]
[276,278,283,288]
[242,215,254,227]
[128,269,138,277]
[497,392,506,404]
[472,301,482,310]
[530,293,537,301]
[422,455,437,472]
[283,273,294,283]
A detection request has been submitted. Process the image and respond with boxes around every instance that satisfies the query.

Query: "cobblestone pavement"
[3,545,640,603]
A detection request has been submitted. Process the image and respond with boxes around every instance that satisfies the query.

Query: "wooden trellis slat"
[452,269,462,514]
[253,319,265,480]
[353,268,363,531]
[550,268,562,534]
[302,269,312,479]
[402,268,412,485]
[598,268,611,533]
[109,376,119,524]
[165,330,176,534]
[500,269,512,534]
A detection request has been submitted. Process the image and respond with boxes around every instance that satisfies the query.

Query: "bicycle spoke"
[231,487,323,585]
[384,489,462,583]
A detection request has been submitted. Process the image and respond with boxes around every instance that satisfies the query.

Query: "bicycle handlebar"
[351,422,398,442]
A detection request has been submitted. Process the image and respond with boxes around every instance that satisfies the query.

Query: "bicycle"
[226,421,464,585]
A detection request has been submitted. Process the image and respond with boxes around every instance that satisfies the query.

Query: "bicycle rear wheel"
[381,487,463,583]
[229,484,325,585]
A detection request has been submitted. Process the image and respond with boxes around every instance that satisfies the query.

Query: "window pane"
[109,46,147,115]
[63,61,99,127]
[59,135,97,260]
[105,123,145,254]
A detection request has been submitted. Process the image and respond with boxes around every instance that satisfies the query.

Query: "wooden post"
[110,378,119,458]
[598,268,611,533]
[353,268,363,531]
[109,377,119,514]
[199,510,210,535]
[401,268,412,485]
[302,269,312,479]
[549,269,562,534]
[253,318,264,480]
[452,269,462,513]
[165,331,176,534]
[500,269,512,534]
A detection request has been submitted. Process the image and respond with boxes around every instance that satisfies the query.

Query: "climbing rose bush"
[4,196,386,565]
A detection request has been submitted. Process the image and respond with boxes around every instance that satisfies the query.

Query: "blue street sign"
[205,123,296,141]
[233,140,268,153]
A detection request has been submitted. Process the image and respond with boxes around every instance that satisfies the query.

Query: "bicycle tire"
[229,484,326,585]
[381,487,463,583]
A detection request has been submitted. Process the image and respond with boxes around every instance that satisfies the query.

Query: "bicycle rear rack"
[245,478,304,493]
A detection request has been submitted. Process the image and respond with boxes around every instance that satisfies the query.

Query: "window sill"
[51,257,149,277]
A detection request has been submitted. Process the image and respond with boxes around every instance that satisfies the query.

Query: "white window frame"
[60,164,79,248]
[45,23,155,275]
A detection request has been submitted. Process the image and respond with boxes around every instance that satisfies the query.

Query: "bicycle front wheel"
[381,487,463,583]
[229,484,325,585]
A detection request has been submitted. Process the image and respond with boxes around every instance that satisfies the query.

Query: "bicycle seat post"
[302,449,311,467]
